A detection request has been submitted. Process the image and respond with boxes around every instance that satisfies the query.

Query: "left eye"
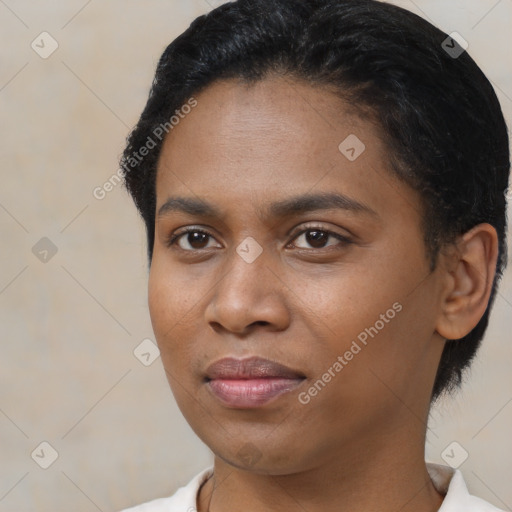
[290,229,350,249]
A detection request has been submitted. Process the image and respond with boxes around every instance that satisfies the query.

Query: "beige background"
[0,1,511,511]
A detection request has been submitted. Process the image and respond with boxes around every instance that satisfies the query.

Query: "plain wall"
[0,1,511,510]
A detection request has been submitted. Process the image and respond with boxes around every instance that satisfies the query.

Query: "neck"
[198,424,444,512]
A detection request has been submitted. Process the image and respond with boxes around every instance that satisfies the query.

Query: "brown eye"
[291,227,351,250]
[304,230,329,248]
[185,231,210,249]
[167,229,221,251]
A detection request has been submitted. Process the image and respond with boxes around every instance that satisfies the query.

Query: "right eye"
[166,228,222,251]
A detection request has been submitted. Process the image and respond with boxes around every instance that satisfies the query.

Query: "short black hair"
[120,0,510,401]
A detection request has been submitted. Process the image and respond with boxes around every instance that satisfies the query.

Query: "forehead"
[157,76,375,168]
[154,76,421,225]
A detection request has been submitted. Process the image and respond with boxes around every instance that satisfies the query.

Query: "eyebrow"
[157,192,378,221]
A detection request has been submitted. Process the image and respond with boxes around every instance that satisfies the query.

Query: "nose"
[204,246,291,336]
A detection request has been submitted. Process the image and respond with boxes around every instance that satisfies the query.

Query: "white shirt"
[119,463,504,511]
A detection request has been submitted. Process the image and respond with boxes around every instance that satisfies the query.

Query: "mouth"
[204,356,306,408]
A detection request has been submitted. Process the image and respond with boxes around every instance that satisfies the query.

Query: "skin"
[148,75,498,512]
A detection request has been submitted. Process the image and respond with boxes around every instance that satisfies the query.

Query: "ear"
[435,223,499,340]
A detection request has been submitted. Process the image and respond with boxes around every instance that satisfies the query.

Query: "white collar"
[426,462,503,511]
[121,463,504,511]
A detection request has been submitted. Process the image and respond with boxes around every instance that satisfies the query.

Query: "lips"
[205,356,305,380]
[205,356,306,408]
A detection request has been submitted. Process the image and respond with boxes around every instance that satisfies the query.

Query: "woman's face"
[148,76,447,474]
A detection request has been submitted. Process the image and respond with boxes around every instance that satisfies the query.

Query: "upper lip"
[205,356,305,380]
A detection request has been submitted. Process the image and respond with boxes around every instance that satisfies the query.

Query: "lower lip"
[207,378,304,408]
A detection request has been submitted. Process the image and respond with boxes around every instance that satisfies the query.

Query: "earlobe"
[435,223,498,341]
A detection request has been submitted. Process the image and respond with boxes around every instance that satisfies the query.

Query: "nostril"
[250,320,270,327]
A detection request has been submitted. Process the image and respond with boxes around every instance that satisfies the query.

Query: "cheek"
[297,247,432,375]
[148,268,174,336]
[147,265,204,401]
[290,262,395,342]
[147,261,200,350]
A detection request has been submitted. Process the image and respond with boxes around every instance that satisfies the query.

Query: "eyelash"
[165,225,352,252]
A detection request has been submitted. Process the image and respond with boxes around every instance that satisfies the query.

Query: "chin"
[206,434,319,475]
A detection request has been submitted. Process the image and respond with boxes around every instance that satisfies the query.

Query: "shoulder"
[427,463,505,512]
[118,467,214,512]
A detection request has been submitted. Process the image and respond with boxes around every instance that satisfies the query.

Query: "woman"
[119,1,510,510]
